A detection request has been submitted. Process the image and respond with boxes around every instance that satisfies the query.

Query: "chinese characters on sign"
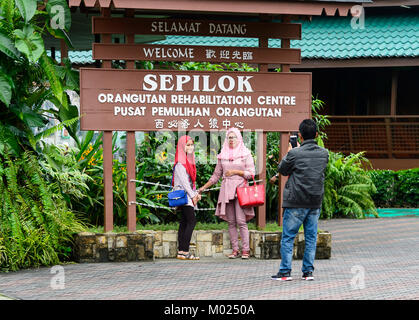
[206,48,253,61]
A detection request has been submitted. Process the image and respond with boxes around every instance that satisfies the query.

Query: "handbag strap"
[248,175,257,186]
[251,175,256,185]
[243,175,256,187]
[170,163,177,191]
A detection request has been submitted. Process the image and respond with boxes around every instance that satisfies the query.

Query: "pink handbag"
[236,176,265,208]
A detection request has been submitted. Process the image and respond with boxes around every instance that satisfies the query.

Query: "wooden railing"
[324,116,419,158]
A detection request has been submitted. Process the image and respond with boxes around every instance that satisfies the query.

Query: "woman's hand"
[197,186,205,194]
[192,194,201,205]
[225,170,243,177]
[225,170,236,177]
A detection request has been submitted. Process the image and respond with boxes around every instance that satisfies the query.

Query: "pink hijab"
[217,128,251,161]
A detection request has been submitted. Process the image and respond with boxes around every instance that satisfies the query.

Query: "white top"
[172,163,198,208]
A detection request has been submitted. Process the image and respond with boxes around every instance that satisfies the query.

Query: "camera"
[289,133,298,148]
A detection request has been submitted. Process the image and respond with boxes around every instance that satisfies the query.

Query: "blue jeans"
[279,208,320,274]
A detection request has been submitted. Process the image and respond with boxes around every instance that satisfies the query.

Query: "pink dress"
[209,154,256,222]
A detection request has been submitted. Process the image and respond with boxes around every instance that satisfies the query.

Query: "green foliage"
[14,0,37,23]
[0,0,77,155]
[0,150,86,272]
[177,61,258,72]
[311,98,330,147]
[68,132,171,226]
[322,151,378,219]
[266,131,281,221]
[38,143,92,209]
[368,168,419,208]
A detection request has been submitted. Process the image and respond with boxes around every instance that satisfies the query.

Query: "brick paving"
[1,216,419,300]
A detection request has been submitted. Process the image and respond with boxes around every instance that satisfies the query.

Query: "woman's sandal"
[177,252,187,260]
[183,252,199,260]
[228,250,240,259]
[241,251,250,259]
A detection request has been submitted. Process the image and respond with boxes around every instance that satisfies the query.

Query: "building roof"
[50,13,419,64]
[298,14,419,59]
[153,14,419,59]
[69,0,369,17]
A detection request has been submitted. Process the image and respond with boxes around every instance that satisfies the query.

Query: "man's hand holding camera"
[269,134,300,184]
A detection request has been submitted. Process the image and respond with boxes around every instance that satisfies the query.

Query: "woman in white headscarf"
[198,128,255,259]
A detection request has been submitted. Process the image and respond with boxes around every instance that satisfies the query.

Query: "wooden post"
[126,132,136,231]
[278,132,290,226]
[101,8,114,233]
[280,15,291,73]
[385,118,393,158]
[256,130,267,229]
[256,16,269,230]
[391,70,398,116]
[60,39,68,65]
[51,46,56,61]
[347,118,354,152]
[125,9,137,232]
[278,15,292,226]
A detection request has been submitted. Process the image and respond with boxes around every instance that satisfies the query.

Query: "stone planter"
[73,229,331,263]
[250,231,331,260]
[73,231,154,263]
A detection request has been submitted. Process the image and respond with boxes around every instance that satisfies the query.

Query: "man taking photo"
[271,119,329,281]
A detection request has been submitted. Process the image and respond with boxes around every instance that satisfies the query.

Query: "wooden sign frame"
[88,9,310,232]
[93,17,302,39]
[92,43,301,65]
[80,68,311,132]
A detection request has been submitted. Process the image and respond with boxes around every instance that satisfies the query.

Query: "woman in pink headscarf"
[198,128,255,259]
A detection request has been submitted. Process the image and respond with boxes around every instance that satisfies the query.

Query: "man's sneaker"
[301,272,314,281]
[271,272,292,281]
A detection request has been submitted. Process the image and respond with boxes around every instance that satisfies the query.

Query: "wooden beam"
[280,15,291,73]
[255,14,269,230]
[125,9,137,233]
[256,131,267,229]
[103,131,114,232]
[92,43,301,65]
[101,7,113,233]
[291,58,419,69]
[93,17,302,39]
[60,39,68,65]
[277,14,293,226]
[126,132,136,232]
[391,70,398,116]
[278,132,290,226]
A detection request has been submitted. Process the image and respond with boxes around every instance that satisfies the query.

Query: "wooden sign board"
[80,68,311,132]
[92,43,301,65]
[92,17,301,39]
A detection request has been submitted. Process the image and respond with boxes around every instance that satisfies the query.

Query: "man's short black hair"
[299,119,317,140]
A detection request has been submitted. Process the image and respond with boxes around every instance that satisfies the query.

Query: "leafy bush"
[0,0,79,155]
[39,143,92,209]
[322,151,378,219]
[0,151,86,272]
[67,131,175,226]
[368,168,419,208]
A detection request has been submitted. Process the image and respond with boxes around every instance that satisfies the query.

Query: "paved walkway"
[1,216,419,300]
